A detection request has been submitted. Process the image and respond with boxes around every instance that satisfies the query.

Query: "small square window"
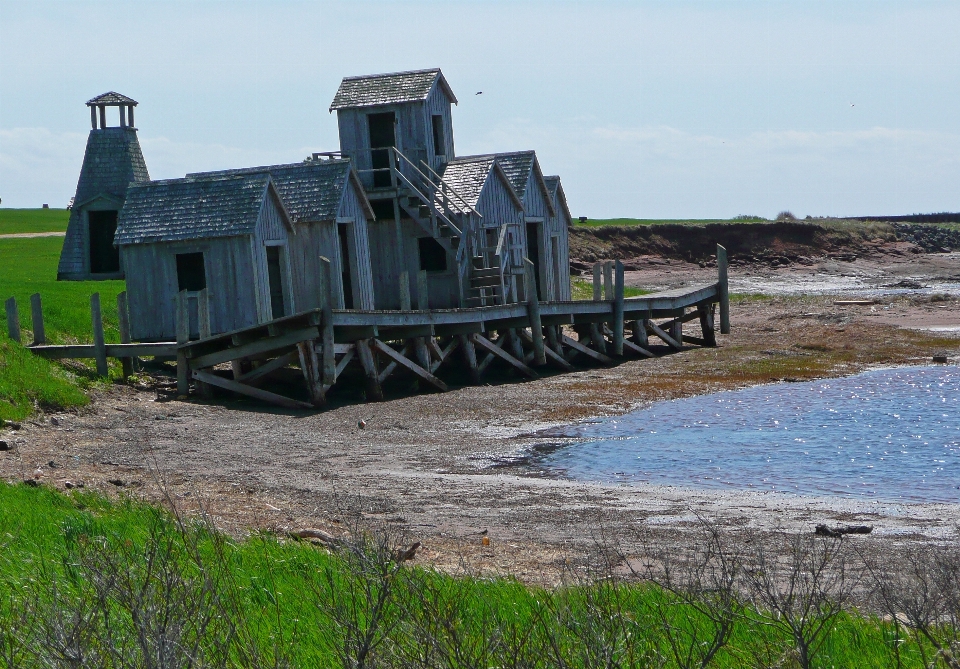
[418,237,447,272]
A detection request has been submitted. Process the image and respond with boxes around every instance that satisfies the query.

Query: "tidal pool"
[536,366,960,503]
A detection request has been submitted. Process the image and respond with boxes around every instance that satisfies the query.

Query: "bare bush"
[862,543,960,669]
[742,532,852,669]
[776,211,797,222]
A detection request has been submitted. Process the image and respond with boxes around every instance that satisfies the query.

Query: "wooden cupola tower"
[57,92,150,280]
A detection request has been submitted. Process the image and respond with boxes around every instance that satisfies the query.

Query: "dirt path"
[0,231,66,239]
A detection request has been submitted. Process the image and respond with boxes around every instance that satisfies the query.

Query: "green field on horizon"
[0,208,71,235]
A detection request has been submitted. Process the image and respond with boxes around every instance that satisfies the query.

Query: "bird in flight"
[476,91,483,95]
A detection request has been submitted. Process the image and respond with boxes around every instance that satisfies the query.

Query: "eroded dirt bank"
[3,289,960,580]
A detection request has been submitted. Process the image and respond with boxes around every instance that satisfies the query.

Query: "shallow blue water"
[537,366,960,503]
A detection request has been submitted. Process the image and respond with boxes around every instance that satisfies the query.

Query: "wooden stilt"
[319,257,336,385]
[612,260,625,356]
[604,324,654,358]
[471,333,539,379]
[589,322,607,354]
[372,338,448,392]
[632,313,650,349]
[356,338,384,401]
[717,244,730,334]
[524,259,547,366]
[90,293,108,378]
[592,263,602,301]
[698,303,717,347]
[192,370,312,410]
[670,310,683,345]
[30,293,45,346]
[176,290,190,396]
[648,320,681,350]
[518,329,574,370]
[413,337,431,371]
[545,325,564,357]
[508,328,525,363]
[459,334,481,384]
[236,350,298,385]
[5,297,20,343]
[429,337,460,374]
[116,292,134,378]
[561,334,614,364]
[297,340,326,407]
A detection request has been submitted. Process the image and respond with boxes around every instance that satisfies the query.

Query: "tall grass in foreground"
[1,482,958,668]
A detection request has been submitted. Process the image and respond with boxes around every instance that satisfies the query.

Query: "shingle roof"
[543,175,572,222]
[115,174,273,245]
[86,92,138,106]
[437,156,496,208]
[73,127,150,205]
[329,68,457,111]
[187,159,370,222]
[493,151,536,198]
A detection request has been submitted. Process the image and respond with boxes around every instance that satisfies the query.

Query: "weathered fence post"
[612,260,625,356]
[30,293,45,346]
[4,297,20,343]
[197,287,211,339]
[717,244,730,334]
[176,289,190,396]
[318,256,336,386]
[592,263,602,301]
[603,261,614,301]
[90,293,108,377]
[116,291,134,378]
[417,269,429,310]
[525,259,547,366]
[399,270,412,311]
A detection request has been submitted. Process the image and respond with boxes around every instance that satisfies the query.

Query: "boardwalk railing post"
[319,256,336,386]
[116,291,134,378]
[90,293,108,378]
[603,260,614,301]
[399,270,412,311]
[717,244,730,334]
[612,260,625,356]
[30,293,45,346]
[4,297,20,343]
[417,269,429,310]
[524,258,547,366]
[176,289,190,396]
[592,263,602,301]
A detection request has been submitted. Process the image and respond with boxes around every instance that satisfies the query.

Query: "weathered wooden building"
[543,175,573,300]
[327,68,572,309]
[58,92,149,280]
[115,160,374,341]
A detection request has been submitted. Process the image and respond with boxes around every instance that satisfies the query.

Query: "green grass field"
[0,210,125,420]
[0,482,951,668]
[574,217,768,228]
[0,208,70,235]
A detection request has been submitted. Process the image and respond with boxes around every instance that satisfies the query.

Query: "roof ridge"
[342,67,440,81]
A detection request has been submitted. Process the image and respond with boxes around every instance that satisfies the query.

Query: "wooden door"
[266,246,286,319]
[368,112,395,188]
[88,210,120,273]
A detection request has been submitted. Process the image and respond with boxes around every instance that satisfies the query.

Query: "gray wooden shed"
[543,175,573,300]
[187,160,377,312]
[58,92,149,281]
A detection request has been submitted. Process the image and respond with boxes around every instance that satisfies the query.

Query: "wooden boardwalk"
[8,249,731,411]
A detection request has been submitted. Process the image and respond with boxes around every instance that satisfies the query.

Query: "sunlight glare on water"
[538,366,960,503]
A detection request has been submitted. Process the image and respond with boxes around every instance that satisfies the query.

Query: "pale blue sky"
[1,0,958,218]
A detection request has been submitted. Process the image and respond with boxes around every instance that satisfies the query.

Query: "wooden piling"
[4,297,20,343]
[90,293,108,377]
[29,294,44,346]
[612,260,625,356]
[399,270,412,311]
[525,259,546,366]
[417,269,429,310]
[297,340,326,407]
[670,309,683,346]
[116,292,134,378]
[698,304,717,347]
[176,289,189,396]
[632,312,650,348]
[589,322,607,354]
[603,261,614,301]
[592,263,602,301]
[319,257,336,385]
[356,338,384,401]
[458,334,481,384]
[717,244,730,334]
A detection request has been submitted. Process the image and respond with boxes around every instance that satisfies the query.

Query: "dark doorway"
[338,223,354,309]
[175,252,206,291]
[88,210,120,273]
[370,199,396,222]
[432,115,446,158]
[266,246,286,319]
[368,112,396,188]
[418,237,447,272]
[526,222,542,300]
